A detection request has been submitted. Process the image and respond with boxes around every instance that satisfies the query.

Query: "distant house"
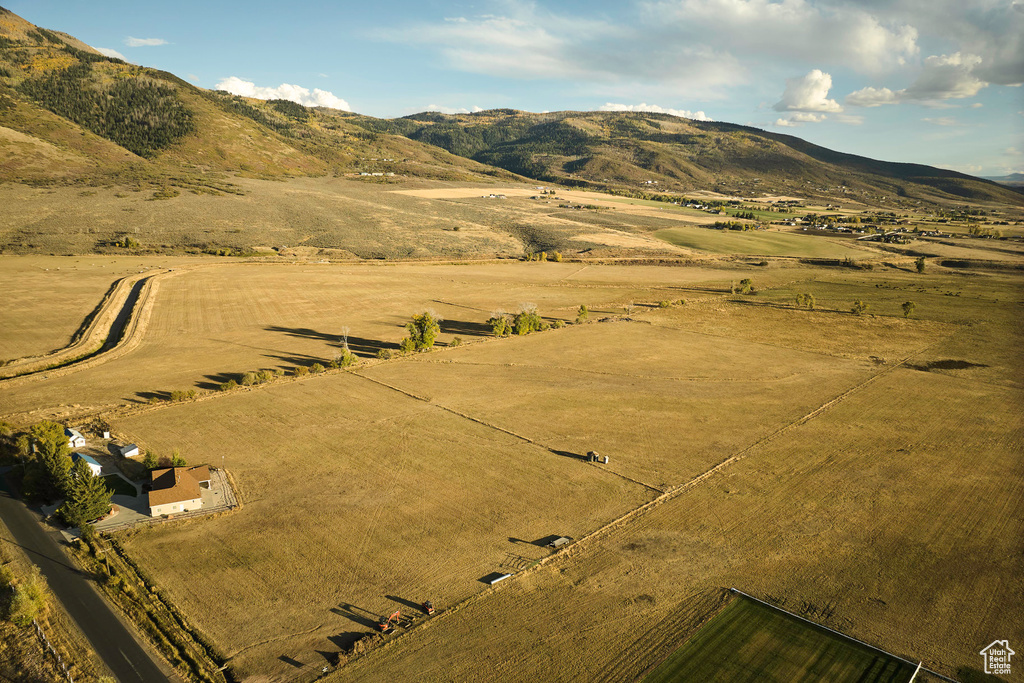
[65,428,86,449]
[117,444,140,458]
[147,466,211,517]
[70,452,102,476]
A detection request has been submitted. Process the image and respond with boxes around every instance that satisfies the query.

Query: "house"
[147,466,211,517]
[65,428,86,449]
[70,453,102,476]
[117,443,140,458]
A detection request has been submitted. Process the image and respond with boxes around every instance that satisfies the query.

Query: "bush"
[902,301,916,318]
[241,371,257,386]
[449,337,463,348]
[5,567,47,627]
[551,319,565,329]
[576,305,589,323]
[309,363,325,373]
[850,300,869,316]
[377,348,394,360]
[915,256,926,273]
[487,312,512,337]
[169,389,196,401]
[219,379,237,392]
[675,299,686,306]
[513,305,543,335]
[658,300,670,308]
[552,251,563,262]
[739,278,754,294]
[142,451,158,469]
[293,365,309,377]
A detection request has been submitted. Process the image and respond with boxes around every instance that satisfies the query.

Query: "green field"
[644,595,915,683]
[654,226,867,258]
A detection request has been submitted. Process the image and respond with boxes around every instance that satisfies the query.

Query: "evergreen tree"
[28,421,72,500]
[59,459,112,527]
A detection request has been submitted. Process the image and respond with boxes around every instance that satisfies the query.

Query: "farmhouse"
[70,452,102,476]
[148,465,211,517]
[65,428,86,449]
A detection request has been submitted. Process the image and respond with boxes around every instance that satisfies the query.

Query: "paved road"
[0,475,171,683]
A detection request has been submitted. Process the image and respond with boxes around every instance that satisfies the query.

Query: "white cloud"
[644,0,919,74]
[846,52,987,107]
[187,74,199,82]
[773,70,843,112]
[125,37,168,47]
[774,118,799,127]
[789,112,827,122]
[903,52,985,100]
[846,86,899,107]
[94,47,127,61]
[598,102,712,121]
[970,102,983,108]
[215,77,351,110]
[424,104,485,114]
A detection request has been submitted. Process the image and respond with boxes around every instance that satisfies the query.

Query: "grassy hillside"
[0,7,514,190]
[349,109,1024,208]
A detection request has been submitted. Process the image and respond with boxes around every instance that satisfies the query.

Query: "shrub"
[739,278,753,294]
[310,363,325,373]
[551,319,565,329]
[487,312,512,337]
[332,349,356,367]
[850,300,869,316]
[399,337,416,354]
[658,300,670,308]
[902,301,916,318]
[219,379,237,392]
[142,451,158,469]
[377,348,394,360]
[915,256,926,273]
[256,369,274,383]
[241,371,257,386]
[796,293,816,309]
[170,451,186,467]
[552,251,563,262]
[576,305,589,323]
[513,304,543,335]
[449,337,463,348]
[5,567,47,626]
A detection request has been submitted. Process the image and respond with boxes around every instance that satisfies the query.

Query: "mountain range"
[0,5,1020,208]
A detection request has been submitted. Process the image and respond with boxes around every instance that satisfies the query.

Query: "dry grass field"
[1,212,1020,683]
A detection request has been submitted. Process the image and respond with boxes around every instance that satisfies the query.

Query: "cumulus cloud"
[94,47,127,61]
[773,70,843,112]
[215,77,351,110]
[424,104,485,114]
[598,102,712,121]
[847,52,987,107]
[774,118,799,127]
[644,0,919,74]
[845,86,899,107]
[125,37,168,47]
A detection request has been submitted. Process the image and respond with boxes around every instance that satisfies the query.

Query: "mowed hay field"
[329,302,1023,683]
[2,252,1021,682]
[0,260,760,419]
[112,370,655,679]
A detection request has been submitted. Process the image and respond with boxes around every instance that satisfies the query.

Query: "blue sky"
[7,0,1023,176]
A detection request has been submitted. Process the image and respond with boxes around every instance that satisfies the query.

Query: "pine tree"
[29,421,72,500]
[59,459,112,527]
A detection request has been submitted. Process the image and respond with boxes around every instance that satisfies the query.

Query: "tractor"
[422,600,435,615]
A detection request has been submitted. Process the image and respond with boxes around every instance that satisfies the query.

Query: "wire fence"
[33,620,73,683]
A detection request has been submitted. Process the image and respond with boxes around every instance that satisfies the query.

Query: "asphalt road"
[0,475,171,683]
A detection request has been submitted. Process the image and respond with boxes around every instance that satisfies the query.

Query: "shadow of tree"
[134,390,170,402]
[440,319,492,337]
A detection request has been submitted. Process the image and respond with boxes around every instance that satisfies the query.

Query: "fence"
[33,619,73,683]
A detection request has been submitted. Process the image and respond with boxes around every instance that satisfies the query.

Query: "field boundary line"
[729,589,960,683]
[350,371,664,494]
